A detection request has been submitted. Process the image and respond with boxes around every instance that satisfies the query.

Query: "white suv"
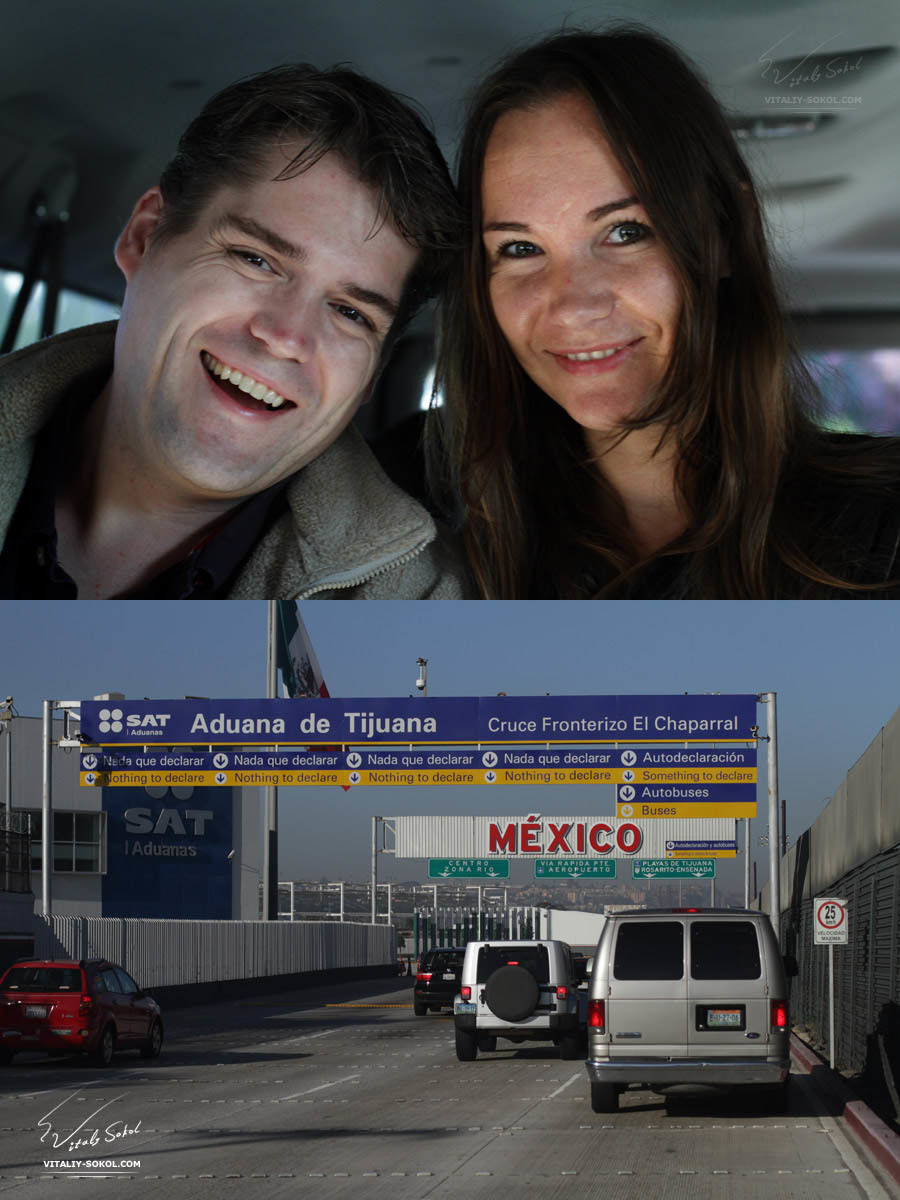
[453,939,588,1060]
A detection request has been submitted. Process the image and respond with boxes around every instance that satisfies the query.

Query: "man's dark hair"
[156,63,462,341]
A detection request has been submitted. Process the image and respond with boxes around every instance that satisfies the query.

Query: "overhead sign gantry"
[78,694,759,820]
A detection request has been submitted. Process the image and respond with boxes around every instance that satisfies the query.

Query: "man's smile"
[201,351,295,410]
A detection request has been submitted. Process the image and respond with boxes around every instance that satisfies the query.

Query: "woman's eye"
[497,240,541,259]
[606,221,650,245]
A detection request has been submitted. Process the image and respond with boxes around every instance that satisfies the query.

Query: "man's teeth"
[564,346,624,361]
[202,351,287,408]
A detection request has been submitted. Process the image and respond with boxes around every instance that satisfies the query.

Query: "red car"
[0,958,163,1066]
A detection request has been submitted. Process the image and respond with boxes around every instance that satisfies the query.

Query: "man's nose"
[249,288,317,360]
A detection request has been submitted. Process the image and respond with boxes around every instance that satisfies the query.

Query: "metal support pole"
[765,692,781,944]
[829,943,836,1069]
[263,601,278,920]
[371,816,378,924]
[340,881,345,922]
[3,721,10,814]
[41,700,52,918]
[744,818,751,907]
[387,882,392,927]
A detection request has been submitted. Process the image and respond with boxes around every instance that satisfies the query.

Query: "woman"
[433,28,900,598]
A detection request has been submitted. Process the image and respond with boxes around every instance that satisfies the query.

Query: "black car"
[414,947,466,1015]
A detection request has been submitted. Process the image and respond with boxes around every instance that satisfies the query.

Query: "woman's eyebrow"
[483,195,640,234]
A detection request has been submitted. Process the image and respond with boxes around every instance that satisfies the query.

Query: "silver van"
[585,908,795,1112]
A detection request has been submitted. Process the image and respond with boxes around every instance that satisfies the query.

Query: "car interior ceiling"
[2,0,899,488]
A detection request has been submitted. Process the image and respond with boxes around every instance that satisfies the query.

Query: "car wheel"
[477,1035,497,1052]
[590,1082,619,1113]
[455,1027,478,1061]
[0,1048,12,1066]
[91,1025,116,1067]
[484,965,540,1022]
[559,1033,582,1060]
[140,1019,164,1059]
[414,1001,428,1016]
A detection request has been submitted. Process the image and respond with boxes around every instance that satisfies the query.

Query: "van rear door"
[685,919,769,1057]
[607,920,688,1057]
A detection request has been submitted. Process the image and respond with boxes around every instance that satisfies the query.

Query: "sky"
[1,599,897,894]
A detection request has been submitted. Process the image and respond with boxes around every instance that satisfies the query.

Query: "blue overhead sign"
[80,694,758,747]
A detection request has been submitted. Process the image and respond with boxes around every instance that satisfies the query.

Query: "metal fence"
[764,701,900,1105]
[783,840,900,1079]
[32,916,395,990]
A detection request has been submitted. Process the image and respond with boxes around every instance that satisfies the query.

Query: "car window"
[690,921,762,980]
[613,922,684,980]
[113,968,139,994]
[477,945,549,983]
[101,968,122,993]
[1,966,81,991]
[427,952,462,973]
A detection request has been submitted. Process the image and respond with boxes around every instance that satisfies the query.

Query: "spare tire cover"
[484,965,540,1022]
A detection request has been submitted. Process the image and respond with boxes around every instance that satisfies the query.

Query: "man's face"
[111,149,418,502]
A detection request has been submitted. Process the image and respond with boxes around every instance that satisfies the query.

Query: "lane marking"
[280,1074,361,1101]
[547,1073,582,1099]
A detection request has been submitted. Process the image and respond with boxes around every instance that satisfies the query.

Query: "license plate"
[25,1005,49,1019]
[706,1008,742,1028]
[454,1002,476,1013]
[443,972,456,980]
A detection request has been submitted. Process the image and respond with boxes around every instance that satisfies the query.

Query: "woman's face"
[481,91,681,444]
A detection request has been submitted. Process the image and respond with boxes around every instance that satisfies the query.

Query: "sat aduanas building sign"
[80,695,758,746]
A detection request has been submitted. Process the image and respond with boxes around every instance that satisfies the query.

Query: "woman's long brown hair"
[430,27,900,598]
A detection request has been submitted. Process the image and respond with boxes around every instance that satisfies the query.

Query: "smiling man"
[0,65,466,598]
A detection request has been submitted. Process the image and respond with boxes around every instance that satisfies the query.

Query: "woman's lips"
[549,338,641,374]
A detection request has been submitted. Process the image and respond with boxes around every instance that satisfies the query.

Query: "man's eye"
[233,249,274,272]
[333,303,374,331]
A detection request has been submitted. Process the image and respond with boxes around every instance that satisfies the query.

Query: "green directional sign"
[428,858,510,879]
[632,858,716,879]
[534,858,616,879]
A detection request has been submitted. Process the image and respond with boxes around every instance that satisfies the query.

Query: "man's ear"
[114,188,165,282]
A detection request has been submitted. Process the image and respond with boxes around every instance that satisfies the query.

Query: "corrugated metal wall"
[785,845,900,1075]
[32,917,394,989]
[771,701,900,1080]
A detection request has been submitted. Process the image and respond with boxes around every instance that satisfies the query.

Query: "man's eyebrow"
[217,212,304,260]
[217,212,400,325]
[483,196,640,233]
[341,283,400,324]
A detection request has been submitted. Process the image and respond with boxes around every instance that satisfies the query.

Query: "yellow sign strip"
[617,802,756,819]
[81,766,757,788]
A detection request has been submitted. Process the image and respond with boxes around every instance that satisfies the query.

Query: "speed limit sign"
[814,896,848,944]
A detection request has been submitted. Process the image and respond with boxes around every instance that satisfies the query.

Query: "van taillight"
[588,998,605,1032]
[416,972,433,982]
[771,1000,788,1031]
[460,986,471,1000]
[78,994,93,1016]
[556,985,568,999]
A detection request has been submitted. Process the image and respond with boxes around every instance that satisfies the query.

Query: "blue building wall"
[101,786,233,918]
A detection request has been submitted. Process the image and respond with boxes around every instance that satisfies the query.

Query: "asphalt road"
[0,976,895,1198]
